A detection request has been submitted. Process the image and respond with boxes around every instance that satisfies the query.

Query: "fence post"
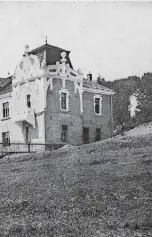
[28,143,30,153]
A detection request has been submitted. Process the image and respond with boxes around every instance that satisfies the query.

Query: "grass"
[0,130,152,236]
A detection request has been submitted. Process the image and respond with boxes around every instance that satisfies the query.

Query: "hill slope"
[0,124,152,237]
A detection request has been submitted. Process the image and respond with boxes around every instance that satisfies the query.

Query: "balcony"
[13,108,35,128]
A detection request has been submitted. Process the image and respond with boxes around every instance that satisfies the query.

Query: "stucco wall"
[0,93,25,143]
[12,80,46,143]
[0,85,45,144]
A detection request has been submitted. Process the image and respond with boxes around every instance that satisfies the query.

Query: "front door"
[95,128,101,141]
[83,127,89,144]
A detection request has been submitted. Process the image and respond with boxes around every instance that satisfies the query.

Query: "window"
[95,128,101,141]
[61,125,68,142]
[61,93,66,110]
[3,102,9,118]
[59,89,69,112]
[93,95,102,115]
[2,132,10,147]
[95,98,100,114]
[27,94,31,108]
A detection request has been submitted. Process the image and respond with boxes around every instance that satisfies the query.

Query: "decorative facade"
[0,42,115,148]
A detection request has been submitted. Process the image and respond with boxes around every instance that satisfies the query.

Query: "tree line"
[97,73,152,132]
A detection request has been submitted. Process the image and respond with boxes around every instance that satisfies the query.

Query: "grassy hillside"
[0,124,152,236]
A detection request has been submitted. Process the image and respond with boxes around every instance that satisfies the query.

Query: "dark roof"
[30,43,70,54]
[29,43,73,69]
[0,77,12,94]
[0,78,9,88]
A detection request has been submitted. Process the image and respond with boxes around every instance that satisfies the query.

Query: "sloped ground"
[126,122,152,137]
[0,124,152,236]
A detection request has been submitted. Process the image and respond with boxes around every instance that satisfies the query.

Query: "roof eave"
[83,87,115,95]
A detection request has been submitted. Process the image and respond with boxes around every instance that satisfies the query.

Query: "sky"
[0,1,152,81]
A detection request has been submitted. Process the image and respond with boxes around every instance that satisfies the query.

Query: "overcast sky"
[0,1,152,81]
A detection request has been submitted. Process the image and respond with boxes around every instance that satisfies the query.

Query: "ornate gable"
[13,45,43,86]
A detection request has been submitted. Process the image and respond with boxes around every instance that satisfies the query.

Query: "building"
[0,41,115,150]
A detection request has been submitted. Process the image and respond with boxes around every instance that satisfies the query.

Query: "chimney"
[87,72,92,82]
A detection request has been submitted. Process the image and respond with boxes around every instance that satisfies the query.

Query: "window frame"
[93,95,102,115]
[2,102,9,118]
[59,89,69,112]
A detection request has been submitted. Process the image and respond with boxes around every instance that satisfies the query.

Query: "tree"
[97,74,105,84]
[135,73,152,125]
[96,74,141,129]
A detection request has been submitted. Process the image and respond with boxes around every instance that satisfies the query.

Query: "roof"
[83,79,114,94]
[29,43,73,69]
[0,78,9,88]
[30,43,70,54]
[0,77,12,94]
[0,43,113,95]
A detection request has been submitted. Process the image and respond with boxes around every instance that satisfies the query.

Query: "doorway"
[95,128,101,141]
[83,127,89,144]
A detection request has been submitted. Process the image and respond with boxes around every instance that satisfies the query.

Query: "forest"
[97,72,152,132]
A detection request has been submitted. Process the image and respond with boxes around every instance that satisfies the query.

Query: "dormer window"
[59,89,69,112]
[93,95,102,115]
[27,94,31,108]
